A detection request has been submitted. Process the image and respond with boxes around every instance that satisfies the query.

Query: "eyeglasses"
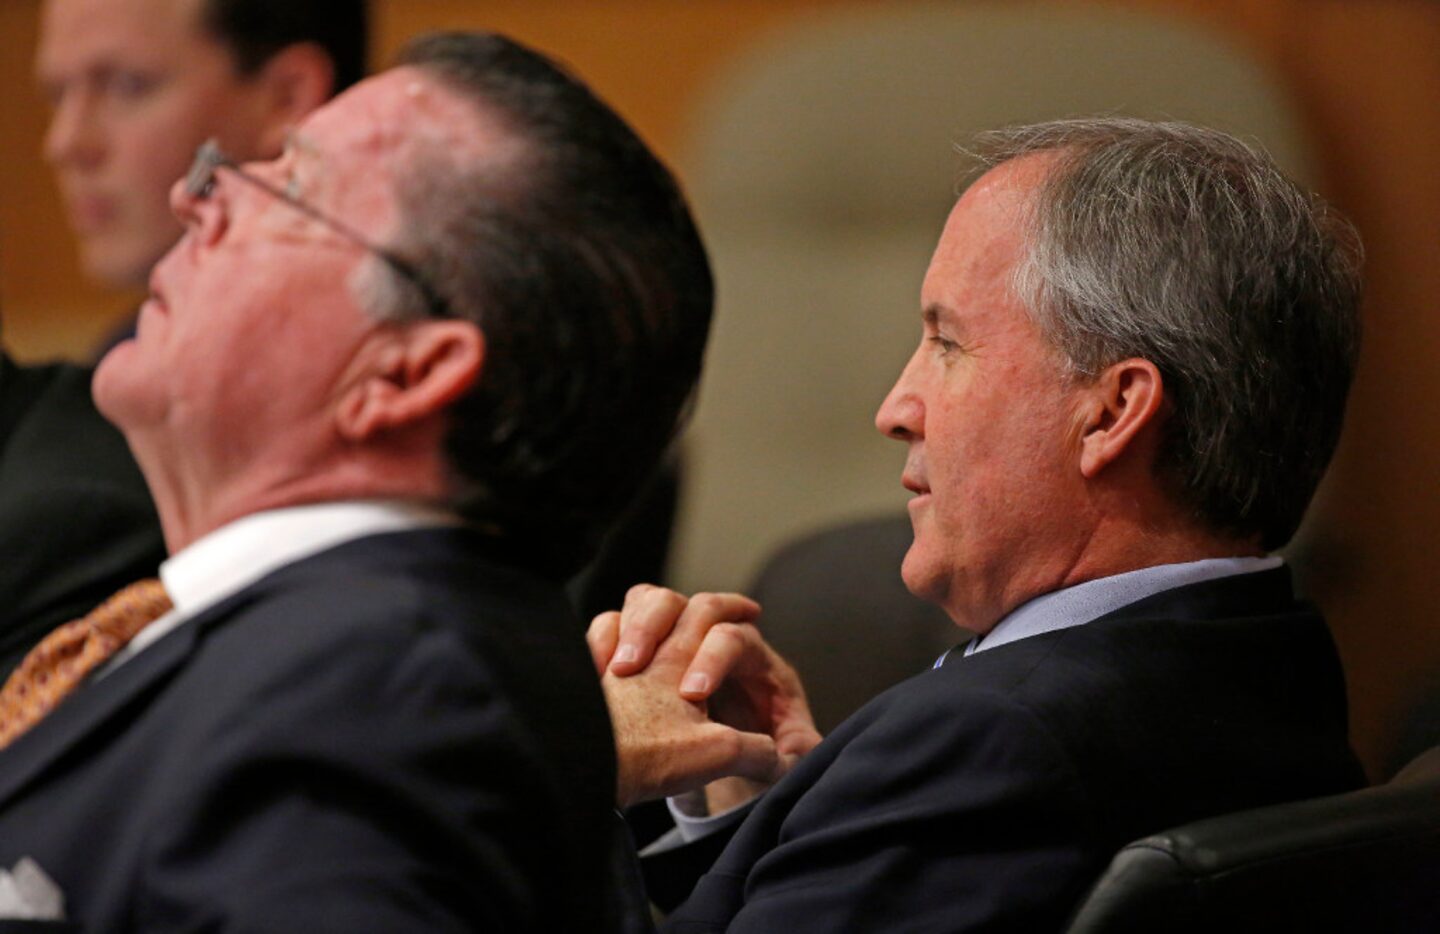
[184,138,448,318]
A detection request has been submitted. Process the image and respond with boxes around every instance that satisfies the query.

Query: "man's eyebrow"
[922,304,955,329]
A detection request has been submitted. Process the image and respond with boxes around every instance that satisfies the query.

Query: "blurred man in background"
[38,0,367,292]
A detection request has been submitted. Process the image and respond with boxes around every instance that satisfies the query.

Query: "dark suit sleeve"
[665,686,1106,933]
[130,594,566,932]
[0,360,164,678]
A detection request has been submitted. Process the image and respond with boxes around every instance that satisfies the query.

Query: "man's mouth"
[67,193,116,233]
[902,473,930,497]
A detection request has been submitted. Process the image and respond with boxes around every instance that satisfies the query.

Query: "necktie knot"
[0,579,173,750]
[87,578,173,643]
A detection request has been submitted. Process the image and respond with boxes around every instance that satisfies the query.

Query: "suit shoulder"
[816,662,1095,813]
[170,538,605,757]
[1,361,141,483]
[726,651,1104,932]
[914,604,1341,720]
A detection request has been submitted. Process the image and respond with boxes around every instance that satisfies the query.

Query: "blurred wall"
[0,0,1436,777]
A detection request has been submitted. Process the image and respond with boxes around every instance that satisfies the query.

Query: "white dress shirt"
[99,500,461,676]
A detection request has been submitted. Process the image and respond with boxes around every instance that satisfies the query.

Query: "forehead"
[39,0,210,71]
[921,154,1056,328]
[299,68,486,153]
[290,67,515,233]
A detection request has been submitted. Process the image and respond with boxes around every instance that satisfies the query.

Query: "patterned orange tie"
[0,579,173,750]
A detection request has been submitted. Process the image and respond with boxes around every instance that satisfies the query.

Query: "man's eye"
[102,70,160,102]
[928,335,959,355]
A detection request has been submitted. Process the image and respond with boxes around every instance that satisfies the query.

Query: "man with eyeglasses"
[0,33,711,932]
[0,0,368,693]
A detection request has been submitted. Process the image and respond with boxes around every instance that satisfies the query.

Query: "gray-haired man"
[598,118,1365,931]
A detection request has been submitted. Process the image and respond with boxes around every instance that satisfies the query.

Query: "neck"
[1058,512,1265,592]
[961,498,1264,638]
[133,442,452,555]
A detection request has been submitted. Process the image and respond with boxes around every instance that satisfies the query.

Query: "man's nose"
[169,175,226,246]
[43,91,104,170]
[876,365,924,442]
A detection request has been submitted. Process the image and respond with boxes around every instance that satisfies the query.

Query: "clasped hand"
[589,585,822,809]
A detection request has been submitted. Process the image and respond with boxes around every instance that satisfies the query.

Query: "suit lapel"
[0,542,364,810]
[0,529,487,811]
[0,613,199,811]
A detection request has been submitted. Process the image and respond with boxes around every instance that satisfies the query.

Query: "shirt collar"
[160,499,461,622]
[97,500,457,678]
[953,555,1284,661]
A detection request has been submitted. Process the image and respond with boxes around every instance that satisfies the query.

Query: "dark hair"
[972,118,1363,550]
[201,0,369,93]
[376,32,713,576]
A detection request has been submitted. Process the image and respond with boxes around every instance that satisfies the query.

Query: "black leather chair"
[1066,746,1440,932]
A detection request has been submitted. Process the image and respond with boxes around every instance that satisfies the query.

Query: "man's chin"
[899,544,946,607]
[91,342,145,429]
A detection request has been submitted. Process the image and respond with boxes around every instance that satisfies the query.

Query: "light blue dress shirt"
[939,555,1283,666]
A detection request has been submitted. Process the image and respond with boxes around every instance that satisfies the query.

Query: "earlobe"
[336,322,485,443]
[1078,359,1164,479]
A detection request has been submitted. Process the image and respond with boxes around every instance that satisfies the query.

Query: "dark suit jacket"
[0,529,626,933]
[0,352,164,678]
[650,567,1365,932]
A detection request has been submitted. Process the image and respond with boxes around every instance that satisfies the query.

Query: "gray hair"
[971,117,1362,550]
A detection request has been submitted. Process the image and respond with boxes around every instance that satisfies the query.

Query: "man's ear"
[337,321,485,442]
[1077,358,1165,479]
[249,43,338,155]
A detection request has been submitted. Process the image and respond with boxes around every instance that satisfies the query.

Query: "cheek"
[116,83,247,195]
[108,131,198,226]
[917,396,1049,536]
[191,257,372,387]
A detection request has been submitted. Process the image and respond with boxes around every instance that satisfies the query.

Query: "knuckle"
[691,592,724,615]
[654,588,688,615]
[710,621,751,646]
[708,620,737,640]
